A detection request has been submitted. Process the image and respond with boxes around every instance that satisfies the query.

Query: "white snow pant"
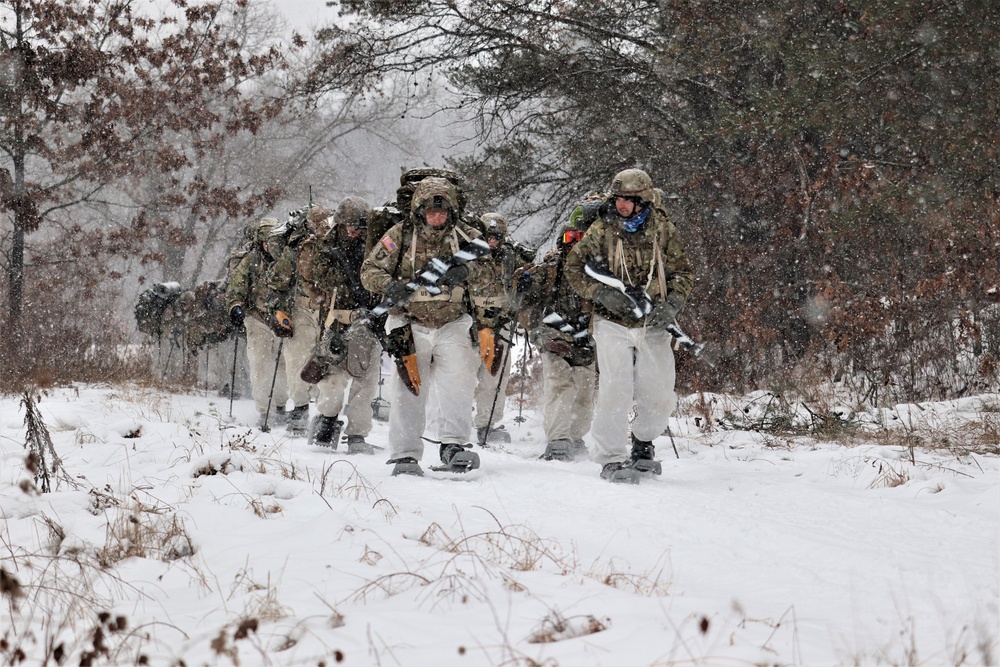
[542,351,595,443]
[244,317,288,415]
[314,338,381,437]
[591,316,677,464]
[473,342,513,429]
[280,303,321,409]
[386,314,478,460]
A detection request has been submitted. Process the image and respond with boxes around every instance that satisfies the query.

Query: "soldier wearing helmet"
[470,211,537,446]
[361,173,498,476]
[226,217,289,429]
[513,210,597,462]
[564,168,695,483]
[294,196,382,453]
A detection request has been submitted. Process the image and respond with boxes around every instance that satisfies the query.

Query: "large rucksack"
[173,280,234,349]
[135,282,183,338]
[365,167,468,255]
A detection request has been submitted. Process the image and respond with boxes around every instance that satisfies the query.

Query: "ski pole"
[666,423,680,459]
[228,333,240,419]
[481,324,512,445]
[261,339,284,433]
[514,329,528,424]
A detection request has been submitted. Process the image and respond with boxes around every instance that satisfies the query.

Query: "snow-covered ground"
[1,384,997,666]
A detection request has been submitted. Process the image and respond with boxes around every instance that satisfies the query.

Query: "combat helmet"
[608,168,656,205]
[480,212,508,240]
[335,196,370,231]
[411,177,460,232]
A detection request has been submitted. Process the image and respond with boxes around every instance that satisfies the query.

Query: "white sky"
[271,0,339,34]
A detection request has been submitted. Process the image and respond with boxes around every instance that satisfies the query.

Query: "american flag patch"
[381,236,397,253]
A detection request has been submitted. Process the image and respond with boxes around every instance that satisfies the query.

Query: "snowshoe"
[286,404,310,437]
[486,425,511,444]
[388,457,424,477]
[600,461,641,484]
[477,425,511,446]
[540,439,574,462]
[346,435,379,455]
[310,416,343,448]
[630,435,662,475]
[431,443,480,473]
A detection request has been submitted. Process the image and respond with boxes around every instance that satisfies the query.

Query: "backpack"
[365,167,469,255]
[135,282,182,338]
[180,280,234,348]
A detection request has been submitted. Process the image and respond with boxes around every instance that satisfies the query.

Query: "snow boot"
[540,439,574,461]
[388,457,424,477]
[257,405,287,431]
[432,443,480,473]
[286,404,310,437]
[274,405,287,425]
[309,415,343,448]
[629,435,662,475]
[485,425,511,444]
[600,461,640,484]
[346,435,378,455]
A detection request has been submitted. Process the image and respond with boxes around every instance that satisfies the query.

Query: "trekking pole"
[481,326,512,445]
[514,329,529,424]
[261,339,284,433]
[666,423,680,459]
[228,333,240,419]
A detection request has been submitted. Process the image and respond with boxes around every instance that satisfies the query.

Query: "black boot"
[629,434,662,475]
[435,443,480,472]
[630,434,655,462]
[310,415,343,448]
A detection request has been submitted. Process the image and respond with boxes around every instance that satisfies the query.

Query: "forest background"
[0,0,997,405]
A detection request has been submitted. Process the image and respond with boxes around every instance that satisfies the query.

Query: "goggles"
[561,229,585,245]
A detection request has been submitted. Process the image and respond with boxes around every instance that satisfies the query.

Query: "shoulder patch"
[374,247,389,261]
[381,236,397,253]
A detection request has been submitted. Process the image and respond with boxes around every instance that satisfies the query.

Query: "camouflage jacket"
[297,227,372,315]
[361,220,496,329]
[471,241,536,328]
[265,220,314,312]
[517,248,594,353]
[226,247,279,325]
[564,201,694,328]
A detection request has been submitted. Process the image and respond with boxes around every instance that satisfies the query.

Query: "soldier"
[226,218,290,428]
[564,168,694,483]
[297,196,381,453]
[470,212,536,446]
[264,205,331,436]
[361,176,496,476]
[515,216,596,461]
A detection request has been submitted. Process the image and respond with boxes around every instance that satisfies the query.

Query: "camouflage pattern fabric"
[361,220,496,329]
[565,200,694,328]
[518,248,595,367]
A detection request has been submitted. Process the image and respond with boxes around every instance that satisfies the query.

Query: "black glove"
[229,305,245,328]
[438,263,470,287]
[592,284,638,320]
[382,281,411,304]
[516,270,534,294]
[646,295,683,329]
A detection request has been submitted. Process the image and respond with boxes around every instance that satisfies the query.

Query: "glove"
[543,338,573,357]
[268,310,294,338]
[515,270,534,294]
[592,284,638,320]
[229,305,245,328]
[438,263,469,287]
[646,295,683,329]
[382,281,410,304]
